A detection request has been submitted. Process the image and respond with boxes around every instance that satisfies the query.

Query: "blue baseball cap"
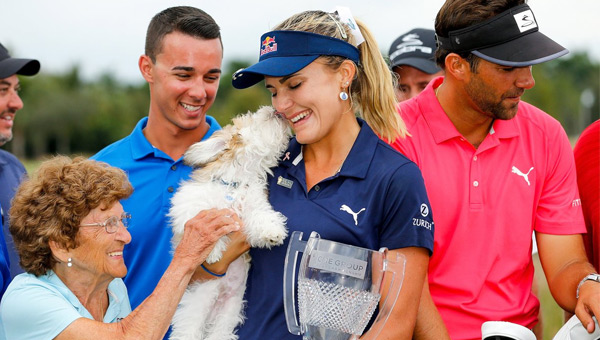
[232,30,360,89]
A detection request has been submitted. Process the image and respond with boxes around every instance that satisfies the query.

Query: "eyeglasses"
[80,212,131,234]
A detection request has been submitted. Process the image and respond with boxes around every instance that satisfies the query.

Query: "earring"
[67,258,72,267]
[339,81,350,101]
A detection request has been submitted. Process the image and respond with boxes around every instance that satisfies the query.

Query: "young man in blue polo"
[92,7,248,339]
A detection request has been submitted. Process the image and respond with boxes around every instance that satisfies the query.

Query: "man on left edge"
[0,42,40,290]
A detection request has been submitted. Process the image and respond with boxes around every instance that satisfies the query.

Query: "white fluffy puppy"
[168,106,291,340]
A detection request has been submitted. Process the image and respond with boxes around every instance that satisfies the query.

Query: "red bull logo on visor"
[260,36,277,56]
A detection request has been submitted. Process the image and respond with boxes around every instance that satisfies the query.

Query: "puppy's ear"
[184,131,230,166]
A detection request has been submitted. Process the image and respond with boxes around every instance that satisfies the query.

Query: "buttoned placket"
[466,130,502,209]
[469,147,483,209]
[165,160,182,198]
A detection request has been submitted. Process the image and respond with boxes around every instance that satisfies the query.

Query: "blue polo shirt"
[91,116,220,339]
[237,119,434,339]
[0,149,26,278]
[1,270,130,340]
[0,203,9,298]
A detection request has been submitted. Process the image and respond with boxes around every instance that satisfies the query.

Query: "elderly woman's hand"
[173,208,242,270]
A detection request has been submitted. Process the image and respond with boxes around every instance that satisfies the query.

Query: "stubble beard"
[0,109,14,146]
[465,77,522,121]
[0,127,12,146]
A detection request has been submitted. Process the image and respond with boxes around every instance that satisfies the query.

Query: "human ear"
[49,240,70,264]
[138,55,154,83]
[445,53,470,82]
[339,59,357,86]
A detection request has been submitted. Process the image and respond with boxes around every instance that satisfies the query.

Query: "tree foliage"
[523,51,599,135]
[1,53,598,158]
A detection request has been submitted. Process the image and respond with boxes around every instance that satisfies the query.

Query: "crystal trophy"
[284,231,405,340]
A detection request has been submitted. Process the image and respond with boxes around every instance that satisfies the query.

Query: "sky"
[3,0,599,84]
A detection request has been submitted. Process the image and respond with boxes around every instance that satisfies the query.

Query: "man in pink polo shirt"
[574,120,600,273]
[392,1,600,339]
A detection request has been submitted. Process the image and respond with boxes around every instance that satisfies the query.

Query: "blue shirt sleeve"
[0,204,10,297]
[0,275,83,340]
[380,162,435,254]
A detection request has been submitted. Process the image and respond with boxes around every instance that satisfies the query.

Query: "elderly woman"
[0,156,240,339]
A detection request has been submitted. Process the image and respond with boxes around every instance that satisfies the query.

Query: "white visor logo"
[514,10,537,33]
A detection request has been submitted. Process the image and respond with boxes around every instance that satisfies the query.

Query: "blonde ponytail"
[352,19,407,142]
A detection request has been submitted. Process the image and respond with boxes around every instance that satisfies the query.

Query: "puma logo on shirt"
[511,166,534,186]
[340,204,366,226]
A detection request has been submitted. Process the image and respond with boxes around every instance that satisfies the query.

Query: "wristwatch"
[576,273,600,299]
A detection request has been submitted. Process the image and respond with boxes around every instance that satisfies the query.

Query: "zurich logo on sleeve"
[413,203,432,230]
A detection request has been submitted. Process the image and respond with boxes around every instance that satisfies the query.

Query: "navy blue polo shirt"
[92,116,220,340]
[0,202,10,298]
[237,119,434,339]
[0,149,26,278]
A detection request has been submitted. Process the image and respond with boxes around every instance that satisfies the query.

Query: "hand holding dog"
[193,222,251,281]
[173,208,242,277]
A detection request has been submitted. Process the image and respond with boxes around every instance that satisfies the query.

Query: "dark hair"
[9,156,133,276]
[434,0,525,71]
[145,6,221,63]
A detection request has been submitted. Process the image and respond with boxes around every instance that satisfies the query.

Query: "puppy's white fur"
[168,106,291,340]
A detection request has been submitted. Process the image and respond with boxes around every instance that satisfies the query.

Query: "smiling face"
[69,202,132,281]
[464,59,535,120]
[265,60,350,145]
[141,31,223,132]
[0,75,24,145]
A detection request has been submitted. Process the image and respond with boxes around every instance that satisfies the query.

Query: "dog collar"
[219,179,240,189]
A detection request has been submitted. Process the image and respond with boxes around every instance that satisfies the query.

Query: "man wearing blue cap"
[388,28,443,102]
[0,42,40,287]
[391,0,600,339]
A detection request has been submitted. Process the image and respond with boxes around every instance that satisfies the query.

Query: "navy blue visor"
[232,30,360,89]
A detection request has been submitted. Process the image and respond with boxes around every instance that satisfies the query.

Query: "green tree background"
[2,60,272,158]
[1,52,598,340]
[3,52,598,159]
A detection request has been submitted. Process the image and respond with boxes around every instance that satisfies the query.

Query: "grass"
[21,158,43,174]
[534,252,568,339]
